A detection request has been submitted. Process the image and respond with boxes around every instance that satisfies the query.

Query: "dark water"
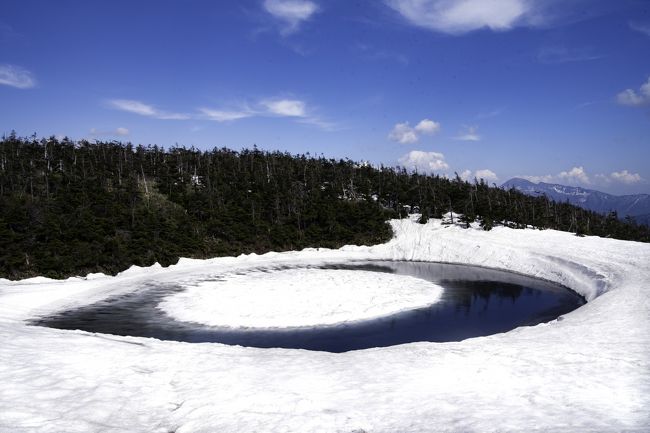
[33,261,585,353]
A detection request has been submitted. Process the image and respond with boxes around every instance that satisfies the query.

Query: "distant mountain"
[501,178,650,226]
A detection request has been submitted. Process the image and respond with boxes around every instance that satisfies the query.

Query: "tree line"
[1,134,647,279]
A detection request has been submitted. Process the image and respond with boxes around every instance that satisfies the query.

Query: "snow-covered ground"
[1,218,649,432]
[159,268,444,329]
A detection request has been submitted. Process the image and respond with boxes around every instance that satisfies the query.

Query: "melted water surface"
[33,261,585,352]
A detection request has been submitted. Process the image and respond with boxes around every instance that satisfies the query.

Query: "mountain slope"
[501,178,650,225]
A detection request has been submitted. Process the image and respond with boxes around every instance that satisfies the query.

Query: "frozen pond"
[32,261,585,352]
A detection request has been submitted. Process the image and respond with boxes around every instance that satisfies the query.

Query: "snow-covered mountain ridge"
[502,177,650,225]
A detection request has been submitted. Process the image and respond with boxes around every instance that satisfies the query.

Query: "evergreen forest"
[1,134,648,279]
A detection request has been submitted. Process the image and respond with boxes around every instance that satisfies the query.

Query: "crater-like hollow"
[32,261,585,352]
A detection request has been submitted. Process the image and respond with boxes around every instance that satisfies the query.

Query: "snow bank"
[158,268,444,329]
[1,219,649,433]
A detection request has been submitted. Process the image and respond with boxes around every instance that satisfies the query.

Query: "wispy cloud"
[198,108,254,122]
[109,97,335,130]
[107,99,190,120]
[0,23,23,44]
[537,46,602,64]
[89,127,130,137]
[571,101,598,111]
[295,116,338,131]
[261,98,337,129]
[388,118,440,144]
[630,21,650,37]
[352,42,409,66]
[616,76,650,107]
[263,0,320,34]
[201,97,335,130]
[386,0,535,34]
[261,98,307,117]
[476,108,503,119]
[454,125,481,141]
[398,150,449,173]
[0,64,36,89]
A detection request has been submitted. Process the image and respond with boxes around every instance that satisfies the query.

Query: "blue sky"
[1,0,650,194]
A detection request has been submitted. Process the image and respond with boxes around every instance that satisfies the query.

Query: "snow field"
[158,268,444,329]
[0,218,649,432]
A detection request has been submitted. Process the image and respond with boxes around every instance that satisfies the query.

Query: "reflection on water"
[33,261,585,352]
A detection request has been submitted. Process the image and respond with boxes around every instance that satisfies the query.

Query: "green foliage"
[0,135,648,279]
[479,215,494,231]
[0,136,393,279]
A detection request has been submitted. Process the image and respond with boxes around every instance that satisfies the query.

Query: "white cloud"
[199,108,253,122]
[557,166,590,184]
[389,122,419,144]
[630,21,650,37]
[108,99,190,120]
[617,89,645,106]
[389,118,440,144]
[261,98,307,117]
[386,0,533,34]
[474,169,498,182]
[263,0,319,34]
[516,167,590,186]
[89,127,130,137]
[616,76,650,107]
[0,64,36,89]
[635,78,649,97]
[519,174,555,184]
[460,168,498,182]
[522,167,644,187]
[610,170,643,185]
[398,150,449,173]
[454,125,481,141]
[414,118,441,134]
